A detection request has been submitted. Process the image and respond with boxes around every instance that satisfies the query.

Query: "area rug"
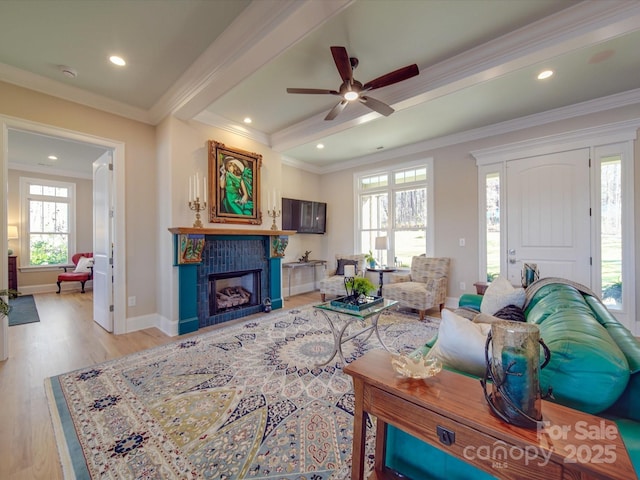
[8,294,41,326]
[45,305,439,479]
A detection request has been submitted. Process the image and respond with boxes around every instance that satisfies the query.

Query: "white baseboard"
[126,313,178,337]
[16,281,93,295]
[283,281,318,298]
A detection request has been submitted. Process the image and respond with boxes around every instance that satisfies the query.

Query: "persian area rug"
[8,294,40,326]
[45,305,439,479]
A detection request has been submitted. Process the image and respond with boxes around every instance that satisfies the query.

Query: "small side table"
[367,267,396,296]
[473,282,488,295]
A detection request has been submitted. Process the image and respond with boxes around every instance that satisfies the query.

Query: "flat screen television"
[281,197,327,234]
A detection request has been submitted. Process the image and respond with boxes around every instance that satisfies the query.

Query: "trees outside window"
[357,160,433,267]
[20,177,75,266]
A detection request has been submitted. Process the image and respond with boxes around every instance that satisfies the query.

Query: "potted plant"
[0,289,19,317]
[364,250,376,268]
[346,276,376,299]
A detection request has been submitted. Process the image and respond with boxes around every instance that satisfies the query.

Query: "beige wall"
[7,168,93,287]
[0,81,157,321]
[2,80,638,333]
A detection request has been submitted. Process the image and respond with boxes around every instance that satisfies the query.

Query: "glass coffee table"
[313,298,398,366]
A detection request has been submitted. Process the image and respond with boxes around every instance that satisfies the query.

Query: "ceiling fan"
[287,46,419,121]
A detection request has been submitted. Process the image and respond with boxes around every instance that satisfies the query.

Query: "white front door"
[93,152,113,332]
[506,149,591,287]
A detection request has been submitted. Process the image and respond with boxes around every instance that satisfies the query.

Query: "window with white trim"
[19,177,76,266]
[356,160,434,268]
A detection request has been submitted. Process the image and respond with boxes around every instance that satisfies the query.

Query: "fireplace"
[170,227,290,335]
[209,269,261,315]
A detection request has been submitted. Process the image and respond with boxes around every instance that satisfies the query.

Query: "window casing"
[356,159,434,268]
[19,177,76,267]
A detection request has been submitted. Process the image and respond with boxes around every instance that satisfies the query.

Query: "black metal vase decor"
[481,320,552,429]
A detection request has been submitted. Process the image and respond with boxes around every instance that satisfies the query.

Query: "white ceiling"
[2,0,640,175]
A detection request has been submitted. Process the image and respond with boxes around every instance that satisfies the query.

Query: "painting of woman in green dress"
[208,140,262,225]
[220,158,253,215]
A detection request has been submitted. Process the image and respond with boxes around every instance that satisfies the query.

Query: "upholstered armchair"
[57,252,94,294]
[319,253,366,301]
[381,256,450,320]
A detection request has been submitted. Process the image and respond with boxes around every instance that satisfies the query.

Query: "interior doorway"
[0,116,126,360]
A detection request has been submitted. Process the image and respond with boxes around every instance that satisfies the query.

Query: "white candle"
[189,176,192,202]
[344,265,356,277]
[196,173,200,199]
[203,177,207,203]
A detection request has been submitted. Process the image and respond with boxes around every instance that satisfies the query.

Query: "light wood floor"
[0,290,320,480]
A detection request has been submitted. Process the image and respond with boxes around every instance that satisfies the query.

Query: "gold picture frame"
[208,141,262,225]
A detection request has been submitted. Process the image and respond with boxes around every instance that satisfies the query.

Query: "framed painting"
[208,141,262,225]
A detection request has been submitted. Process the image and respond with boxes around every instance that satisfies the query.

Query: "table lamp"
[374,236,388,267]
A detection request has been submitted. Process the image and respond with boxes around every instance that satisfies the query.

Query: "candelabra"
[268,207,281,230]
[189,197,207,228]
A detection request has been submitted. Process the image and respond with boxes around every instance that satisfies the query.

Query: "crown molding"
[0,63,152,124]
[318,88,640,174]
[471,117,640,165]
[193,111,270,146]
[280,155,325,175]
[8,161,92,180]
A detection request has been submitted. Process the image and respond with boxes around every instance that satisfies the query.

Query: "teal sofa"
[384,279,640,479]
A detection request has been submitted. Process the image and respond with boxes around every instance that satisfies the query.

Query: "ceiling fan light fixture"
[344,90,359,101]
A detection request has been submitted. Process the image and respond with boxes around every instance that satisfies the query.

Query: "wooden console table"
[344,350,636,480]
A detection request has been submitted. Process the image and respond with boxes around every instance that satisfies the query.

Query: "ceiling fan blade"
[359,96,394,116]
[362,64,419,91]
[287,87,338,95]
[330,46,353,84]
[325,100,348,121]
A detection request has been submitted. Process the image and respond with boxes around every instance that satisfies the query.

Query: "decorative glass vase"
[482,320,551,429]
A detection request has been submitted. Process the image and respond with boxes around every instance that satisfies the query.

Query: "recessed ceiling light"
[316,143,324,149]
[243,117,252,124]
[48,155,58,160]
[109,55,126,66]
[537,70,554,80]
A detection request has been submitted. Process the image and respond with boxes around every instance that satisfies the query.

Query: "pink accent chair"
[57,252,94,294]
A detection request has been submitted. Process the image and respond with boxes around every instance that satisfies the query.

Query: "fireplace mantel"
[169,227,296,236]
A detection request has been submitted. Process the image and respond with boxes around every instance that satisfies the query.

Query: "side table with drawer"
[8,255,17,290]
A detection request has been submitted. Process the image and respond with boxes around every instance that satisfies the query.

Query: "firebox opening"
[209,269,262,315]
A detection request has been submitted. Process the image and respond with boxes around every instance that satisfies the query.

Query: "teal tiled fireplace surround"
[171,228,293,335]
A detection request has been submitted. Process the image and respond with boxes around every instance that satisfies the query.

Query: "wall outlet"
[459,238,466,247]
[459,282,466,291]
[128,296,136,307]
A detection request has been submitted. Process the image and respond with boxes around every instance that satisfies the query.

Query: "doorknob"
[508,249,516,255]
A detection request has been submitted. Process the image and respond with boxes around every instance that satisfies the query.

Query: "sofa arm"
[459,294,483,312]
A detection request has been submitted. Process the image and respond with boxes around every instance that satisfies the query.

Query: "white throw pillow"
[429,309,491,377]
[74,256,94,273]
[480,276,526,315]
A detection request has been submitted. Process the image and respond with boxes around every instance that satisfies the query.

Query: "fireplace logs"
[216,286,251,309]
